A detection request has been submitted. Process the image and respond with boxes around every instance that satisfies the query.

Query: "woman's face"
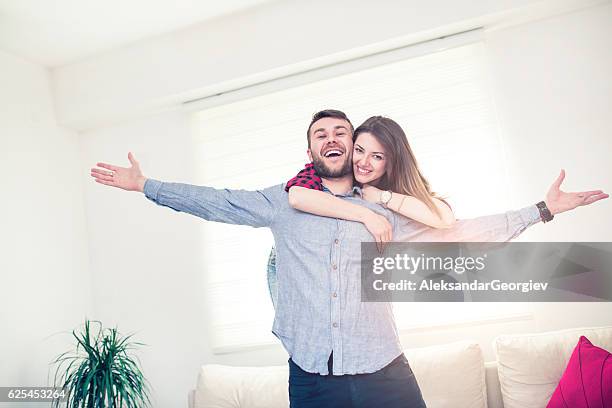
[352,132,387,185]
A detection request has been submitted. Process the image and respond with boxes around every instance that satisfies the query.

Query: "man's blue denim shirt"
[144,179,541,375]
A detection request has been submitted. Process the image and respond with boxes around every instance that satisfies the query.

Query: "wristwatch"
[380,190,393,207]
[536,201,554,223]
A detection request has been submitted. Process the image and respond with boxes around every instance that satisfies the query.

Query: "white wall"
[75,3,612,405]
[484,4,612,242]
[6,1,609,407]
[52,0,607,131]
[0,50,93,402]
[79,111,211,408]
[394,2,612,355]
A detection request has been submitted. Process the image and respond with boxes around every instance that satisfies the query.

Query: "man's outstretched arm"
[395,205,541,242]
[395,169,608,242]
[90,152,281,228]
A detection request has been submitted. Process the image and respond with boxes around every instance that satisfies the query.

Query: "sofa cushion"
[194,364,289,408]
[494,326,612,408]
[404,341,487,408]
[547,336,612,408]
[194,341,487,408]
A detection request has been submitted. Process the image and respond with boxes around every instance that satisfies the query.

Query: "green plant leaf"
[50,319,151,407]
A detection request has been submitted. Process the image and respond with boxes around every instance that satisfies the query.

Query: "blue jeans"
[288,353,427,408]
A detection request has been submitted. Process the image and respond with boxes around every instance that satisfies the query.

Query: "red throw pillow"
[547,335,612,407]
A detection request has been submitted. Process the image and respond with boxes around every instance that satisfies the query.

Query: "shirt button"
[332,292,337,298]
[334,239,339,244]
[332,322,338,328]
[332,264,337,270]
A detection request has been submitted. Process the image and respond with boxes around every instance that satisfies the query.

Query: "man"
[90,109,607,407]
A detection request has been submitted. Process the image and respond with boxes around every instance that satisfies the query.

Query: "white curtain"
[192,41,529,353]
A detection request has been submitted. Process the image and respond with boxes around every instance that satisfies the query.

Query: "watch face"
[381,191,392,204]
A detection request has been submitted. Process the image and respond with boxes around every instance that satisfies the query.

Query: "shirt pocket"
[284,211,336,246]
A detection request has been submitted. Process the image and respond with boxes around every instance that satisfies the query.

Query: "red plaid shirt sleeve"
[285,163,324,192]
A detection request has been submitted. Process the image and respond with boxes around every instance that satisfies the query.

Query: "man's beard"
[312,154,353,179]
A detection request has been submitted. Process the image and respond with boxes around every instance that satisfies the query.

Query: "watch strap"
[536,201,554,223]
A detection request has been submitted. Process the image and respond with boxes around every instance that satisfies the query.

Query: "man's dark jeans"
[288,353,427,408]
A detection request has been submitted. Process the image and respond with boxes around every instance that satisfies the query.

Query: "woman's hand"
[362,210,393,253]
[362,184,383,204]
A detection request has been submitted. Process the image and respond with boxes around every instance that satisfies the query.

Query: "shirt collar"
[322,184,363,198]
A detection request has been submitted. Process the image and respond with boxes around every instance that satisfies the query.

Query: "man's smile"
[321,144,346,162]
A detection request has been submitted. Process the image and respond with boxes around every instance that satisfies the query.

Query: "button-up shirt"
[143,179,541,375]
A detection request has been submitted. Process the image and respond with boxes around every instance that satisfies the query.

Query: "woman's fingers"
[365,214,393,253]
[383,219,392,243]
[380,229,392,253]
[383,231,392,253]
[376,237,383,254]
[380,232,388,253]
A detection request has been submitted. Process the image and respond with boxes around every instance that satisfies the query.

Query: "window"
[192,36,529,353]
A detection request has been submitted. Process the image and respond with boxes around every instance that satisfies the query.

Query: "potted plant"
[51,319,151,407]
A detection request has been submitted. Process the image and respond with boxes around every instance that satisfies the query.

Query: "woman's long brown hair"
[354,116,449,219]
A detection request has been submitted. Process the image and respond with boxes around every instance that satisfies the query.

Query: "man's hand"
[545,169,609,215]
[90,152,147,192]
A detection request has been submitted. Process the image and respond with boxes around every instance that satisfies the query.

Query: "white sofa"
[188,326,612,408]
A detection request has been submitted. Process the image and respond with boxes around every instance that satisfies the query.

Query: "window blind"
[192,41,529,353]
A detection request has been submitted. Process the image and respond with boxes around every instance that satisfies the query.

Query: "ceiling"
[0,0,278,68]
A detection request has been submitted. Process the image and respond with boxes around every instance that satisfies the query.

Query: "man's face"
[307,117,353,179]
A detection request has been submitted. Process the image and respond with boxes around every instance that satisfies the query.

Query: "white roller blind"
[192,41,529,353]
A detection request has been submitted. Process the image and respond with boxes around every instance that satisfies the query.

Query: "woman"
[289,116,455,231]
[267,116,455,308]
